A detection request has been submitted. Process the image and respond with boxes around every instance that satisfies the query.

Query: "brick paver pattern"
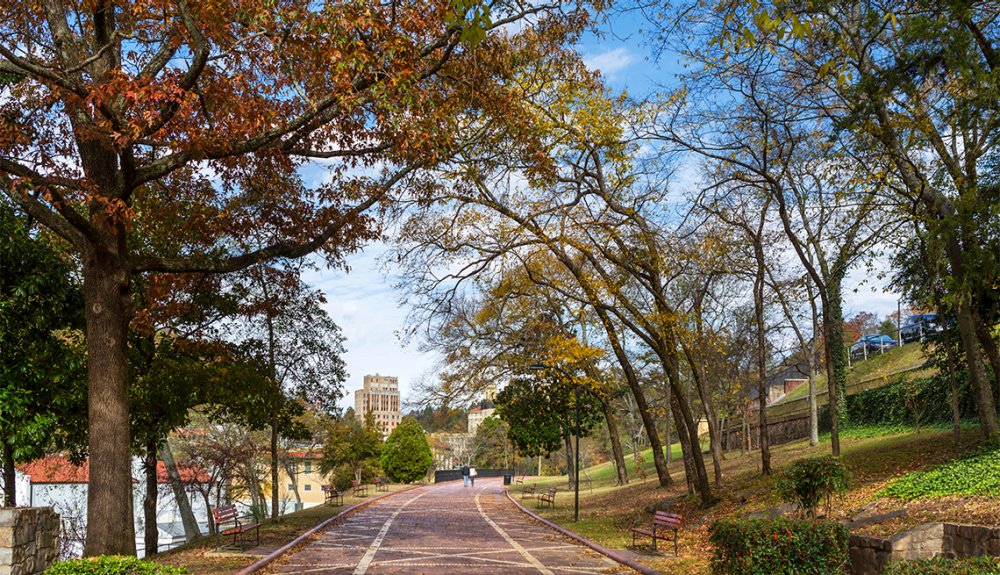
[267,478,630,574]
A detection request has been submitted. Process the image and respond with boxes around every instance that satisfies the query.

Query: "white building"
[16,455,215,558]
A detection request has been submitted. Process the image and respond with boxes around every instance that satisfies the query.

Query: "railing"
[433,468,514,483]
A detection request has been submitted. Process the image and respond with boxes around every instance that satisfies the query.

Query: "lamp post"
[529,363,581,522]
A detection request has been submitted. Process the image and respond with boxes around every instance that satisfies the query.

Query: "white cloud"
[302,243,439,412]
[583,47,635,80]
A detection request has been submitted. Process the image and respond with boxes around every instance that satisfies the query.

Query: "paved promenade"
[267,478,630,574]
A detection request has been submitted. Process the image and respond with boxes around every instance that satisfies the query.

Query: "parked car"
[850,334,898,360]
[899,313,943,343]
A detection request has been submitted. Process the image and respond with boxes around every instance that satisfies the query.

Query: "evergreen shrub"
[708,517,849,575]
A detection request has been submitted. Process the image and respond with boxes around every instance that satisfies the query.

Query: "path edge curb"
[504,488,664,575]
[235,485,421,575]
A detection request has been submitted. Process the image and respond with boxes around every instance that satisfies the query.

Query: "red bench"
[321,484,344,505]
[211,505,260,549]
[630,511,682,555]
[536,487,556,509]
[352,479,368,497]
[375,477,388,492]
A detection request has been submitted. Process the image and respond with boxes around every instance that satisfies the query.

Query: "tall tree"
[0,201,87,507]
[0,0,590,553]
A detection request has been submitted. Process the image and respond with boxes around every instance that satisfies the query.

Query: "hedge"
[46,557,190,575]
[883,556,1000,575]
[818,372,977,432]
[708,517,849,575]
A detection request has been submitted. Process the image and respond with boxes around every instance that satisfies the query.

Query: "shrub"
[878,443,1000,501]
[380,417,432,483]
[46,556,190,575]
[708,518,849,575]
[883,556,1000,575]
[776,456,850,518]
[330,463,355,491]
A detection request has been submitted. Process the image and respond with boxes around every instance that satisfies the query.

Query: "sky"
[309,9,903,411]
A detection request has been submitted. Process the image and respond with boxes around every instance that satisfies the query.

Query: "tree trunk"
[159,440,201,541]
[659,342,715,505]
[753,242,771,475]
[143,439,159,556]
[807,283,821,447]
[671,399,695,495]
[823,278,848,456]
[952,296,999,439]
[270,422,280,522]
[82,250,136,557]
[2,439,15,507]
[594,309,673,487]
[563,431,574,490]
[600,399,628,485]
[974,310,1000,395]
[683,345,723,483]
[665,383,673,464]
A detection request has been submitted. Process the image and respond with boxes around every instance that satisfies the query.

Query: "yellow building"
[277,449,327,511]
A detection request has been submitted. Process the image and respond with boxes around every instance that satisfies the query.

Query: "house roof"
[285,450,323,460]
[17,455,212,484]
[18,456,89,484]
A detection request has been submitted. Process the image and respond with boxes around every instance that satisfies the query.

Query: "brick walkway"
[267,478,631,574]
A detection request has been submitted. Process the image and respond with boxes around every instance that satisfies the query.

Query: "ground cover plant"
[878,443,1000,501]
[47,556,189,575]
[883,556,1000,575]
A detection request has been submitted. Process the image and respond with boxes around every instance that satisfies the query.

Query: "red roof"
[155,461,212,484]
[18,456,88,484]
[18,455,212,484]
[285,450,323,460]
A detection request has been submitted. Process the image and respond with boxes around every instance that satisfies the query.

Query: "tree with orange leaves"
[0,0,592,555]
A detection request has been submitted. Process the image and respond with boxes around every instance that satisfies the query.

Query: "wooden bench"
[513,476,525,485]
[536,487,556,509]
[630,511,682,555]
[321,484,344,505]
[522,483,536,499]
[375,477,388,492]
[211,505,260,549]
[352,479,368,497]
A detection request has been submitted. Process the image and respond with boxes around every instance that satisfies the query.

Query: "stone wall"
[0,508,60,575]
[849,522,1000,575]
[721,412,812,451]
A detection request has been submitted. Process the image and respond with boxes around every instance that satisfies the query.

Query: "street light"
[528,362,582,522]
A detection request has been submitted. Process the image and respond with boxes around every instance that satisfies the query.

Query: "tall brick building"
[354,374,401,437]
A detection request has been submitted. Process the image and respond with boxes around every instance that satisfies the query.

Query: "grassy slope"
[517,425,998,575]
[769,343,932,418]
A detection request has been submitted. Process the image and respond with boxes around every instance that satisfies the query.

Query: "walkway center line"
[353,485,443,575]
[474,487,556,575]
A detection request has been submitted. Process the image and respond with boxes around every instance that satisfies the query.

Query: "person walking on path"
[462,464,470,487]
[469,466,477,487]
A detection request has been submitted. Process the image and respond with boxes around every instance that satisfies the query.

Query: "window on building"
[304,484,312,491]
[304,462,312,473]
[288,484,293,490]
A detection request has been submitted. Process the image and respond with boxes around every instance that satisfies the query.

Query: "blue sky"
[308,13,901,411]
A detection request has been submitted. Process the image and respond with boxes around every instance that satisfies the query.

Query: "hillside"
[768,343,933,418]
[519,424,997,574]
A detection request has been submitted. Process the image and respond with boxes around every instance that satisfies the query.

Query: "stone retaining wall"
[0,508,60,575]
[849,522,1000,575]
